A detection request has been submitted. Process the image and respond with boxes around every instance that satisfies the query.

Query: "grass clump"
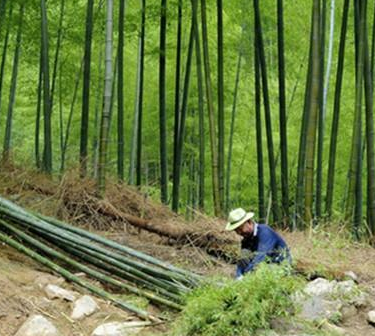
[171,264,304,336]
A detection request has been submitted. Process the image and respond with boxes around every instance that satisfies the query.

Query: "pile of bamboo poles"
[0,197,202,321]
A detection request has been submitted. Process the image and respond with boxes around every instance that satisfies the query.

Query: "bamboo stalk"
[0,208,186,295]
[0,203,190,292]
[0,196,200,284]
[0,219,182,310]
[33,226,184,300]
[0,229,158,321]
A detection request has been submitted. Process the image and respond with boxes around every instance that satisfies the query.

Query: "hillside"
[0,167,375,335]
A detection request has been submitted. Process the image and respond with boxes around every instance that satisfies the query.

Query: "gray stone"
[344,271,358,283]
[14,315,61,336]
[71,295,99,320]
[334,280,356,296]
[91,321,150,336]
[34,274,64,289]
[304,278,337,297]
[321,321,349,335]
[340,304,357,321]
[348,291,368,308]
[44,284,76,301]
[299,296,342,321]
[367,310,375,325]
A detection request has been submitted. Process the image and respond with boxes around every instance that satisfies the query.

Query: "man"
[225,208,291,279]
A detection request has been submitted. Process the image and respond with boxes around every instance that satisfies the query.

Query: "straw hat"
[225,208,255,231]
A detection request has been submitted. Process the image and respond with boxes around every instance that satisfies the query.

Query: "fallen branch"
[97,200,236,248]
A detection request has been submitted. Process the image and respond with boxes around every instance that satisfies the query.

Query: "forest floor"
[0,166,375,335]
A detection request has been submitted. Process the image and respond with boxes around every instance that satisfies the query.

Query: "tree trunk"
[117,0,125,181]
[304,0,321,225]
[225,51,242,212]
[363,2,375,234]
[201,0,221,217]
[345,0,365,229]
[277,0,289,224]
[254,0,280,223]
[50,0,65,113]
[41,0,52,173]
[0,3,12,116]
[80,0,94,177]
[217,0,224,209]
[254,42,265,222]
[172,11,195,213]
[2,3,24,163]
[98,0,114,195]
[129,0,146,185]
[159,0,168,203]
[172,0,182,204]
[325,0,349,217]
[194,2,205,211]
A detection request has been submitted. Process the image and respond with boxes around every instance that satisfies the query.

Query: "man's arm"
[242,233,276,274]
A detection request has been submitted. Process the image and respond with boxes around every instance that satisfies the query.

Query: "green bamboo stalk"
[254,0,280,223]
[0,197,200,284]
[201,0,221,217]
[277,0,289,224]
[80,0,95,177]
[33,227,185,295]
[52,238,183,303]
[304,0,321,224]
[159,0,168,203]
[194,1,205,211]
[0,229,157,321]
[325,0,350,217]
[34,211,200,283]
[0,220,182,310]
[3,2,24,162]
[364,12,375,235]
[172,15,195,213]
[0,205,186,294]
[345,0,365,226]
[226,50,242,212]
[254,39,265,223]
[217,0,224,210]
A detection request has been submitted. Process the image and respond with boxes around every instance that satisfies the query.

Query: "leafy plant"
[170,264,304,336]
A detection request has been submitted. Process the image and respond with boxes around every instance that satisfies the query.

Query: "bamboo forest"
[0,0,374,231]
[3,1,375,335]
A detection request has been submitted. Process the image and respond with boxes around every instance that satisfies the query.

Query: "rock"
[321,321,349,335]
[340,305,357,321]
[299,296,342,322]
[304,278,337,297]
[34,274,64,289]
[14,315,61,336]
[44,284,76,301]
[71,295,99,320]
[335,280,356,296]
[367,310,375,325]
[344,271,358,283]
[91,321,149,336]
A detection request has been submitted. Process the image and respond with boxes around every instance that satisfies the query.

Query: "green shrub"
[170,264,304,336]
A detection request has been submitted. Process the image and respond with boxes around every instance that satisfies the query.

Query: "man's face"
[234,220,254,237]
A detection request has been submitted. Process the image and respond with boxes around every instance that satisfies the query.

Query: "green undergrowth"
[170,264,305,336]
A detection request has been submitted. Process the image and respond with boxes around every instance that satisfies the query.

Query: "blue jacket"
[236,224,291,278]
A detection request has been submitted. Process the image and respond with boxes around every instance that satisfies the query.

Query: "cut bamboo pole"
[0,205,188,293]
[0,219,182,309]
[0,229,159,321]
[36,211,201,284]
